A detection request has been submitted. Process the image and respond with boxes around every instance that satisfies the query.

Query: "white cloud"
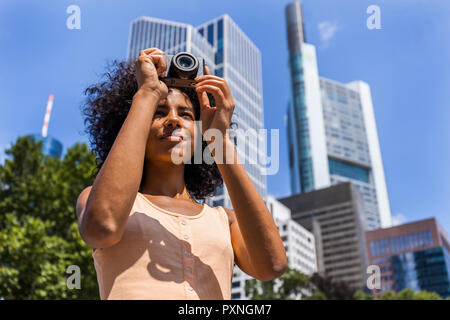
[318,20,340,48]
[392,213,408,226]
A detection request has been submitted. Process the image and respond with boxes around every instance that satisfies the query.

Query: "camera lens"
[169,52,199,80]
[178,56,194,69]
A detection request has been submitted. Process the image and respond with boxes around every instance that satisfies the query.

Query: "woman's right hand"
[134,48,168,98]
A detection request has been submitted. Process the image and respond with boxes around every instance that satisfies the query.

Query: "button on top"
[183,235,189,240]
[180,220,187,226]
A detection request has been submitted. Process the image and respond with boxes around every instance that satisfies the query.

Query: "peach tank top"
[92,192,235,300]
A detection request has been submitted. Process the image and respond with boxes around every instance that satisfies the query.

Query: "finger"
[196,85,226,107]
[149,54,167,76]
[140,48,163,56]
[204,64,211,75]
[197,90,210,109]
[195,74,225,82]
[195,79,228,95]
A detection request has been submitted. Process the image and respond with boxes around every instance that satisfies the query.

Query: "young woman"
[76,47,287,300]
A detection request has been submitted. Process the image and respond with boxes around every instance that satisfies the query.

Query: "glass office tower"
[127,15,267,208]
[195,15,267,205]
[28,134,63,159]
[285,1,391,229]
[127,17,216,68]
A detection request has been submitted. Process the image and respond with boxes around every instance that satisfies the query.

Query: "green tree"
[245,267,359,300]
[308,272,356,300]
[245,266,312,300]
[0,136,99,299]
[378,288,443,300]
[353,290,373,300]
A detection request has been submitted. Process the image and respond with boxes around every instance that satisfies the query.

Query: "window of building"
[427,231,433,246]
[231,293,241,299]
[213,199,224,207]
[328,158,370,183]
[207,24,214,45]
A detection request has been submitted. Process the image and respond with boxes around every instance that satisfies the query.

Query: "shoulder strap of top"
[215,205,232,227]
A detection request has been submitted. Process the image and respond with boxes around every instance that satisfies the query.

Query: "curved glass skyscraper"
[285,1,392,230]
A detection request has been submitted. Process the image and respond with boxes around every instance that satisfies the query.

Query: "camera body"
[161,52,206,88]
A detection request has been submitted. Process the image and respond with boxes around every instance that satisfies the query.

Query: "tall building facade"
[366,218,450,298]
[280,182,370,291]
[127,15,267,208]
[231,195,317,300]
[285,1,391,230]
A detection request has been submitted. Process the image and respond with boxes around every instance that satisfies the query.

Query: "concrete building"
[231,195,317,300]
[366,218,450,298]
[285,0,392,230]
[280,182,369,290]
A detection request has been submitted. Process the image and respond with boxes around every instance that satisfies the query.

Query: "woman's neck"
[139,160,191,200]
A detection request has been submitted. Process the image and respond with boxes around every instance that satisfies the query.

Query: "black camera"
[161,52,205,88]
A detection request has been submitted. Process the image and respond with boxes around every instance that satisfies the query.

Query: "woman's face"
[145,88,198,165]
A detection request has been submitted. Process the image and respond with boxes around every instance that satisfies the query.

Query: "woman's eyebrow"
[178,105,194,113]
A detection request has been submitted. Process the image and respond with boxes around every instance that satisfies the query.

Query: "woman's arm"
[195,70,287,281]
[76,48,168,249]
[216,138,287,281]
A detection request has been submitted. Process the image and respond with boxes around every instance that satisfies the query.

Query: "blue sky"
[1,0,449,231]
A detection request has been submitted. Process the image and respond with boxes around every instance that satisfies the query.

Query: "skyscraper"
[127,15,267,208]
[285,1,391,230]
[28,134,63,159]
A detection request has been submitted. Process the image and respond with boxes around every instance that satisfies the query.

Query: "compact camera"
[161,52,206,88]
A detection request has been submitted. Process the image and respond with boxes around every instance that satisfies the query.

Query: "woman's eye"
[182,113,194,119]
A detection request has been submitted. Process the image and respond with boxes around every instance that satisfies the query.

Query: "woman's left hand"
[195,65,235,139]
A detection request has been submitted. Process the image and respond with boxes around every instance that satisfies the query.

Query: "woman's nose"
[164,110,181,128]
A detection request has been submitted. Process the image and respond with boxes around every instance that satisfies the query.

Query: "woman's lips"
[160,135,183,142]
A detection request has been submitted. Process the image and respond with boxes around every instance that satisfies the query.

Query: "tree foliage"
[378,288,445,300]
[245,266,311,300]
[245,267,357,300]
[0,136,99,299]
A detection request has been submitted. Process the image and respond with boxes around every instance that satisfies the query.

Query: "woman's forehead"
[160,88,192,106]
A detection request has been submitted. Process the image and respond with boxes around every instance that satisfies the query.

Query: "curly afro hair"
[82,60,223,202]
